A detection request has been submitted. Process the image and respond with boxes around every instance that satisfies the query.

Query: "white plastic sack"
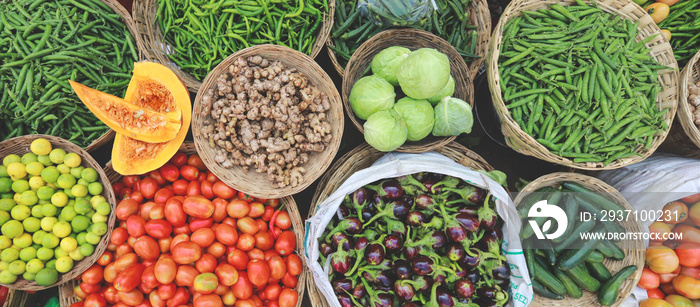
[597,153,700,307]
[304,151,533,307]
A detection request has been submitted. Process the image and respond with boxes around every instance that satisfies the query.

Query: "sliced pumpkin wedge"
[69,80,182,143]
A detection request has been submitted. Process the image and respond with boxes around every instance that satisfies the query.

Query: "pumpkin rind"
[112,62,191,175]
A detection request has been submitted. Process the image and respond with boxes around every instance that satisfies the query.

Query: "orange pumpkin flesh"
[69,80,181,143]
[112,62,191,175]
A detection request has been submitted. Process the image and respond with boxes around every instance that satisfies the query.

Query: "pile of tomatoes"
[69,152,302,307]
[638,193,700,307]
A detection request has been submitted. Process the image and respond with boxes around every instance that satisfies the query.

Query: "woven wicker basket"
[306,141,494,307]
[342,28,474,153]
[58,142,308,307]
[327,0,491,79]
[515,172,644,307]
[661,49,700,157]
[487,0,678,170]
[0,135,116,291]
[192,45,343,199]
[2,289,26,307]
[132,0,335,92]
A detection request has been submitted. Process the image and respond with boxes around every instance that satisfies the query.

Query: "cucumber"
[523,189,563,239]
[533,279,565,300]
[557,230,602,271]
[553,219,595,252]
[564,264,601,292]
[598,265,637,306]
[597,240,625,260]
[517,187,554,218]
[524,241,536,279]
[585,250,604,263]
[553,195,578,244]
[552,265,583,298]
[587,261,612,281]
[562,182,625,211]
[544,244,557,266]
[533,255,567,296]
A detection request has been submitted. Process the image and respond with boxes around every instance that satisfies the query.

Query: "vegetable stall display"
[64,150,304,307]
[635,0,700,67]
[0,0,141,149]
[487,0,678,169]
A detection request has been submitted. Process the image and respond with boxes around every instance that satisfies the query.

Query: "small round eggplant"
[331,233,353,251]
[384,235,403,255]
[422,179,437,194]
[489,225,503,241]
[376,293,394,307]
[446,224,468,243]
[455,212,480,233]
[460,251,480,268]
[319,242,334,257]
[352,187,370,207]
[352,283,366,299]
[478,235,499,253]
[413,275,432,293]
[414,194,434,210]
[365,243,385,265]
[455,279,475,299]
[355,237,369,251]
[480,213,498,229]
[475,298,497,307]
[337,205,352,219]
[374,271,393,290]
[393,259,411,280]
[477,287,496,299]
[403,245,418,260]
[343,217,363,234]
[446,243,466,262]
[458,205,479,216]
[394,281,416,302]
[410,255,434,276]
[468,188,486,204]
[406,211,426,227]
[465,269,480,284]
[436,287,455,307]
[391,199,410,220]
[431,231,447,249]
[361,209,374,223]
[337,293,353,307]
[492,263,511,281]
[434,271,446,284]
[381,180,404,201]
[332,278,353,294]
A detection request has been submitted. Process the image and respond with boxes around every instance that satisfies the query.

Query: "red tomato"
[673,275,700,299]
[681,266,700,279]
[215,263,239,287]
[267,256,286,280]
[264,250,280,261]
[263,284,281,301]
[114,253,138,272]
[256,220,268,233]
[267,301,280,307]
[123,175,140,188]
[74,285,88,300]
[213,223,238,246]
[206,171,218,183]
[103,263,117,283]
[193,273,219,295]
[84,293,106,307]
[160,164,180,182]
[254,232,274,250]
[183,196,215,219]
[261,206,274,222]
[166,287,190,307]
[228,249,249,271]
[215,284,228,295]
[116,199,140,221]
[150,291,166,307]
[114,263,145,292]
[134,236,160,260]
[247,248,264,260]
[113,182,126,198]
[195,254,218,273]
[187,154,207,170]
[201,181,215,200]
[234,300,255,307]
[247,259,271,287]
[278,288,298,307]
[155,257,177,284]
[275,231,295,256]
[227,200,250,218]
[172,179,188,196]
[150,203,166,220]
[212,198,228,222]
[176,265,199,287]
[82,265,103,285]
[664,202,689,225]
[173,224,191,235]
[128,236,137,248]
[172,241,202,264]
[212,181,236,199]
[181,165,200,181]
[80,282,101,295]
[281,273,297,288]
[149,169,166,185]
[164,198,187,227]
[187,180,202,196]
[103,286,119,304]
[676,242,700,267]
[170,152,188,167]
[142,264,161,289]
[190,218,214,232]
[674,225,700,244]
[140,177,159,200]
[126,215,147,238]
[237,234,255,251]
[237,217,259,235]
[135,300,154,307]
[238,192,254,202]
[159,237,174,253]
[198,172,207,182]
[207,242,226,259]
[116,244,134,257]
[169,233,189,250]
[286,254,303,276]
[639,267,661,290]
[222,217,236,227]
[154,188,175,205]
[191,228,216,248]
[222,291,236,306]
[665,295,693,307]
[157,284,176,300]
[96,251,113,267]
[232,274,253,299]
[194,294,223,307]
[248,202,264,218]
[127,191,144,204]
[145,220,173,239]
[274,212,291,230]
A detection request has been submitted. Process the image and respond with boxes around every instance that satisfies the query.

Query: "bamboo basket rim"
[674,49,700,151]
[341,28,473,153]
[191,44,343,199]
[0,135,116,291]
[514,172,644,307]
[60,142,307,307]
[326,0,491,79]
[305,141,495,307]
[132,0,335,92]
[2,288,27,307]
[486,0,679,170]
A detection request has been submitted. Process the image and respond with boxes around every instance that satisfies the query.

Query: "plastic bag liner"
[357,0,437,27]
[596,153,700,307]
[304,151,534,307]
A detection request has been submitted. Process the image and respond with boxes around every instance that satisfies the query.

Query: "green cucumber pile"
[498,1,671,165]
[518,182,637,306]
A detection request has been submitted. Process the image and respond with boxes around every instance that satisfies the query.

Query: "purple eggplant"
[446,243,466,261]
[458,205,479,216]
[374,271,393,290]
[465,269,480,284]
[319,242,334,257]
[403,245,419,260]
[324,218,363,242]
[476,287,495,299]
[411,275,431,293]
[375,293,394,307]
[455,279,475,299]
[406,211,426,227]
[446,224,468,243]
[362,199,410,226]
[436,287,455,307]
[455,265,467,279]
[422,179,437,195]
[477,195,499,229]
[351,187,370,208]
[459,250,480,269]
[455,212,480,233]
[332,278,353,294]
[367,179,404,201]
[475,298,497,307]
[366,243,385,265]
[337,205,352,219]
[492,262,511,281]
[361,208,374,223]
[488,225,503,241]
[384,234,403,254]
[464,247,503,269]
[434,271,446,284]
[330,239,353,274]
[478,235,503,257]
[414,194,435,210]
[331,232,353,251]
[393,259,411,279]
[352,283,366,299]
[337,293,353,307]
[394,280,416,302]
[405,230,447,249]
[355,237,370,251]
[410,255,434,275]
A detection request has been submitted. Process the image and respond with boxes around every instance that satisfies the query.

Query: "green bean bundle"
[0,0,138,147]
[155,0,329,81]
[658,1,700,67]
[498,1,671,165]
[330,0,478,70]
